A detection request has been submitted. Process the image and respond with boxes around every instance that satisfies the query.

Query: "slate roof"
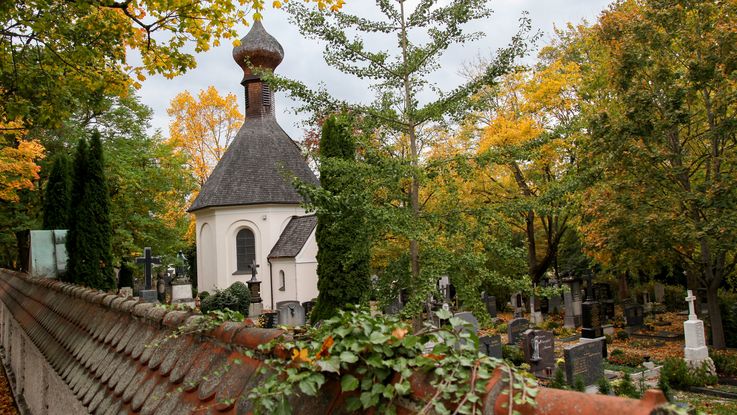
[268,215,317,259]
[232,20,284,77]
[188,116,319,212]
[0,270,668,414]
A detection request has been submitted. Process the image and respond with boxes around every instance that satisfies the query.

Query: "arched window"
[279,270,286,291]
[235,228,255,273]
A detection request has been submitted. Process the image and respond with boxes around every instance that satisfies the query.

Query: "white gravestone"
[683,290,715,375]
[171,283,195,308]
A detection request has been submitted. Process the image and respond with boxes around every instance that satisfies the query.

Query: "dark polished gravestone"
[302,300,316,321]
[507,318,530,345]
[136,246,161,303]
[522,329,555,376]
[624,303,645,332]
[276,300,306,327]
[593,283,615,322]
[581,299,603,339]
[482,292,497,318]
[564,339,604,386]
[479,335,503,359]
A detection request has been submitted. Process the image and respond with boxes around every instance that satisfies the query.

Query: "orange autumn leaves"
[167,86,243,187]
[0,123,45,203]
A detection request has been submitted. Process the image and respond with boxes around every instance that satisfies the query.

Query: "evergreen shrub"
[200,282,251,316]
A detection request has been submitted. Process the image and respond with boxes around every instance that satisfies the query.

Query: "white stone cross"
[685,290,697,321]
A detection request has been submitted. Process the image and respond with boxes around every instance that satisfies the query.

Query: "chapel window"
[279,270,286,291]
[235,229,255,273]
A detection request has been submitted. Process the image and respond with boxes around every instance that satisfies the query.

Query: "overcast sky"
[138,0,613,140]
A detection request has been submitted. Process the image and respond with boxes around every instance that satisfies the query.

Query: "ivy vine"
[248,308,538,415]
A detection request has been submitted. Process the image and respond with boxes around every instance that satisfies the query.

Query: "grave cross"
[136,247,160,290]
[685,290,697,320]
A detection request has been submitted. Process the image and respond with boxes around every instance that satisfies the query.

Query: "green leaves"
[248,307,537,414]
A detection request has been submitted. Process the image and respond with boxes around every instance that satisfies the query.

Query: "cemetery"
[1,0,737,414]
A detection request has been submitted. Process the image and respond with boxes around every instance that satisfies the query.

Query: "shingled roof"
[268,215,317,259]
[189,20,318,213]
[0,270,669,415]
[188,116,318,212]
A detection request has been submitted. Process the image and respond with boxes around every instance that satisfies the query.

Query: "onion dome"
[232,20,284,80]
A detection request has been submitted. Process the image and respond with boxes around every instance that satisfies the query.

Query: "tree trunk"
[618,271,629,301]
[705,282,726,348]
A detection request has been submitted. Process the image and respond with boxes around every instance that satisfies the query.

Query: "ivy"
[248,308,537,415]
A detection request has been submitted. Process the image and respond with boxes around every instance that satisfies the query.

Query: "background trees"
[167,86,243,187]
[42,154,71,230]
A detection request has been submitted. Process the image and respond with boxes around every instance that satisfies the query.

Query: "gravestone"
[507,318,529,345]
[479,335,503,359]
[302,300,316,321]
[563,291,577,329]
[624,303,644,332]
[261,311,279,328]
[481,292,497,318]
[276,301,306,327]
[136,247,160,303]
[454,312,479,334]
[529,295,544,325]
[548,294,562,314]
[512,292,525,317]
[522,329,555,376]
[385,297,403,315]
[594,283,615,322]
[171,283,194,307]
[564,340,604,386]
[654,283,665,304]
[683,290,716,375]
[562,276,582,327]
[581,297,603,339]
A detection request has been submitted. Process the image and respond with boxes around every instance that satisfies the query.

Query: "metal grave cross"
[136,247,161,290]
[685,290,698,320]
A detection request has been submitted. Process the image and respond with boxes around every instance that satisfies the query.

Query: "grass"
[672,390,737,415]
[603,361,643,374]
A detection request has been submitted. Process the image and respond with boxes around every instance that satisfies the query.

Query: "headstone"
[454,312,479,333]
[512,292,524,317]
[594,283,615,322]
[139,290,158,303]
[507,318,529,345]
[624,303,644,332]
[563,291,577,329]
[119,287,133,298]
[654,283,665,303]
[247,259,263,316]
[479,335,503,359]
[481,292,497,318]
[385,297,403,315]
[522,329,555,376]
[529,295,544,325]
[683,290,715,375]
[548,294,562,314]
[581,299,603,339]
[302,300,316,321]
[564,340,604,386]
[276,300,306,327]
[171,283,195,307]
[261,311,279,328]
[562,276,582,327]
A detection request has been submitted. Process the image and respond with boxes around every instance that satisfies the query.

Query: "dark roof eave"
[188,200,308,214]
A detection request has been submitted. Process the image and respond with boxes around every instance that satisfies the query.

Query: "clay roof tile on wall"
[0,269,668,415]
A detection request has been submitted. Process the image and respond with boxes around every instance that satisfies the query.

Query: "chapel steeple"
[232,21,284,118]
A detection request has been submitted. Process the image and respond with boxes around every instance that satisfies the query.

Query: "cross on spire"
[685,290,698,320]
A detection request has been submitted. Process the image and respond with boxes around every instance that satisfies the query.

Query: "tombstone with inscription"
[683,290,716,375]
[171,282,195,307]
[507,318,529,345]
[564,340,604,386]
[481,292,497,318]
[136,247,160,303]
[522,329,555,376]
[276,300,306,326]
[479,335,503,359]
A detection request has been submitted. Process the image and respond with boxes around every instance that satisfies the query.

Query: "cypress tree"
[65,138,89,283]
[42,154,72,229]
[66,132,115,290]
[310,116,370,323]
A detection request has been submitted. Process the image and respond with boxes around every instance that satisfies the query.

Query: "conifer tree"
[65,138,89,283]
[66,132,115,290]
[310,116,371,323]
[42,154,72,229]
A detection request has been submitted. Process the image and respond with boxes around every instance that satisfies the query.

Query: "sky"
[137,0,614,140]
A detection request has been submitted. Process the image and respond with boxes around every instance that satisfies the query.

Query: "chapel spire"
[232,21,284,118]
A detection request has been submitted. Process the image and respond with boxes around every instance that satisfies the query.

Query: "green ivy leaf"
[369,331,391,344]
[435,308,452,320]
[341,374,359,392]
[340,351,359,363]
[316,356,341,373]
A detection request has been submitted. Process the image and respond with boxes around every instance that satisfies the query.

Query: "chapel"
[188,21,319,309]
